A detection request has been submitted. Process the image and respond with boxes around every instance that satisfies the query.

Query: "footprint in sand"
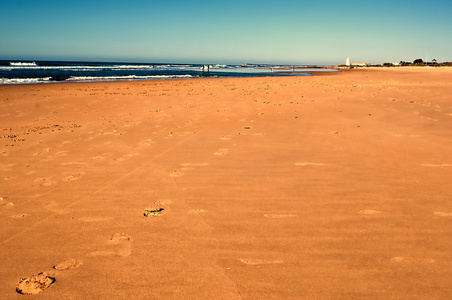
[264,214,297,219]
[214,148,229,156]
[53,150,69,157]
[79,216,113,223]
[62,172,85,182]
[142,139,155,146]
[421,164,451,167]
[9,213,30,219]
[240,259,284,265]
[0,196,15,208]
[144,207,165,217]
[88,233,132,257]
[180,163,209,167]
[92,152,113,160]
[359,210,382,215]
[434,211,452,217]
[53,258,83,270]
[144,199,171,217]
[390,256,436,264]
[16,272,56,295]
[295,162,324,166]
[44,201,68,215]
[114,153,134,162]
[169,170,184,177]
[62,162,88,166]
[34,177,55,187]
[0,163,15,171]
[1,202,15,209]
[33,148,50,156]
[153,199,172,206]
[1,150,8,157]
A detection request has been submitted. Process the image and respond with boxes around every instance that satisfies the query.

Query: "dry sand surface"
[1,68,452,299]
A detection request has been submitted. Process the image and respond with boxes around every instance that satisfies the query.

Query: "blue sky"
[1,0,451,64]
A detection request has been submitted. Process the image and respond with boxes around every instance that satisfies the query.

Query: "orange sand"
[1,68,451,299]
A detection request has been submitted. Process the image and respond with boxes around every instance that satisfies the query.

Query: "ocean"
[0,60,336,85]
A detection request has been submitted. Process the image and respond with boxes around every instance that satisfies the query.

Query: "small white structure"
[346,58,351,66]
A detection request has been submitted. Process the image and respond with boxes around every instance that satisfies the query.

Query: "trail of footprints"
[16,259,82,295]
[15,198,172,295]
[12,136,193,294]
[13,126,451,294]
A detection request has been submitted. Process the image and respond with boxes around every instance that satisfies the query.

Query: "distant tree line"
[339,59,452,68]
[378,59,452,67]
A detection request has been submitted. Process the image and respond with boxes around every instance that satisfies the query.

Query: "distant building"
[346,58,351,66]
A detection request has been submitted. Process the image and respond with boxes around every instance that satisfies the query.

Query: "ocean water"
[0,60,336,85]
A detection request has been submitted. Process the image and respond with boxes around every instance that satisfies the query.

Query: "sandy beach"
[1,68,451,299]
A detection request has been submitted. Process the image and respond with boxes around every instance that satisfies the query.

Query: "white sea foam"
[66,74,193,82]
[0,74,194,85]
[0,77,52,84]
[1,63,231,72]
[1,65,39,70]
[9,62,37,66]
[2,64,155,71]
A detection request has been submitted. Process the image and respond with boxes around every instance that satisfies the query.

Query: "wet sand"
[1,68,451,299]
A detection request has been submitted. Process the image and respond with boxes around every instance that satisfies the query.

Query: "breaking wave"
[9,62,37,67]
[66,74,194,82]
[0,74,194,84]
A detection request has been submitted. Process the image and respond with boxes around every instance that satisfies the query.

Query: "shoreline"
[0,72,333,86]
[3,64,452,86]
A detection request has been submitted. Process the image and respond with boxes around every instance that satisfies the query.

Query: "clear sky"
[1,0,451,65]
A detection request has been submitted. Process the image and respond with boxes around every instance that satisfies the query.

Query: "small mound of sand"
[16,272,55,295]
